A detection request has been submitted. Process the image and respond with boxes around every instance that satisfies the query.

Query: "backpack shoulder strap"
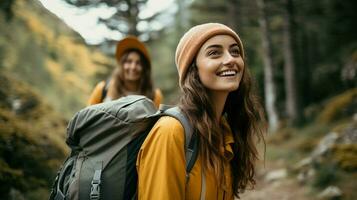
[163,107,199,179]
[100,78,110,101]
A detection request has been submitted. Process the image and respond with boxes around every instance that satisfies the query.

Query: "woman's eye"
[208,50,220,56]
[125,59,133,64]
[231,49,240,56]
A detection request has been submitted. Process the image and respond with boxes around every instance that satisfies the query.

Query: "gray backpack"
[49,95,198,200]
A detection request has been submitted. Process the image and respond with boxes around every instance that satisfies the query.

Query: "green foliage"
[317,88,357,124]
[313,164,339,189]
[25,187,50,200]
[0,72,68,199]
[267,127,294,144]
[292,0,357,107]
[64,0,162,39]
[0,0,16,21]
[148,29,181,104]
[0,160,25,194]
[0,0,112,118]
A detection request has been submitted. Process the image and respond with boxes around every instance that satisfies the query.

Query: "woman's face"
[195,34,244,94]
[121,51,143,82]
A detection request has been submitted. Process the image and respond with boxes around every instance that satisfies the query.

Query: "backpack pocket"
[49,155,78,200]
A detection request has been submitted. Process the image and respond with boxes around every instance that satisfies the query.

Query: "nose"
[127,62,138,70]
[222,51,235,67]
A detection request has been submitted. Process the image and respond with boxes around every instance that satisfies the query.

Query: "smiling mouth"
[216,70,238,77]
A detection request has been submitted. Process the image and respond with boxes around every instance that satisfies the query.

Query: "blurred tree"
[256,0,279,131]
[146,0,192,104]
[282,0,299,125]
[0,0,16,21]
[190,0,228,24]
[176,0,190,33]
[64,0,164,40]
[292,0,357,107]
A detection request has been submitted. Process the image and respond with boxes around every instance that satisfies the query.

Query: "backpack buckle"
[90,163,102,200]
[90,179,101,200]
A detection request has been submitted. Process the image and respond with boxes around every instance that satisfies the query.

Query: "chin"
[225,82,240,92]
[126,77,140,81]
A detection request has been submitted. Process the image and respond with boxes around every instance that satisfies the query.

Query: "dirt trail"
[240,177,312,200]
[239,161,314,200]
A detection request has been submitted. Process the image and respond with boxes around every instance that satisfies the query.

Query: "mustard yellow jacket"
[87,80,163,107]
[136,116,235,200]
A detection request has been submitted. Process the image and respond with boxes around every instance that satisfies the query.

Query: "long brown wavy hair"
[179,61,266,197]
[114,49,154,100]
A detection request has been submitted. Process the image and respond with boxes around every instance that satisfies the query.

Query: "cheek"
[238,58,244,70]
[123,64,130,71]
[197,59,217,74]
[137,65,143,72]
[198,68,210,82]
[196,56,219,84]
[197,64,217,85]
[233,56,245,72]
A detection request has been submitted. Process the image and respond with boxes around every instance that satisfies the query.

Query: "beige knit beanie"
[175,23,244,86]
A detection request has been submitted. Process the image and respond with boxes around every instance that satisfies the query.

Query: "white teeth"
[218,70,237,76]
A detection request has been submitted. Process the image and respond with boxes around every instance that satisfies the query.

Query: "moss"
[0,160,25,193]
[332,120,355,133]
[317,88,357,124]
[333,171,357,200]
[0,72,68,199]
[267,127,294,144]
[25,187,50,200]
[332,144,357,170]
[295,139,318,153]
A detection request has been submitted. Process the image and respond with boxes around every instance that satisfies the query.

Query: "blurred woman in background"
[87,36,162,107]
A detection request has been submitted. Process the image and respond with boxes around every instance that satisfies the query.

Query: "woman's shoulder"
[94,80,107,90]
[141,116,185,149]
[154,88,163,99]
[154,116,184,132]
[154,88,162,94]
[87,80,108,105]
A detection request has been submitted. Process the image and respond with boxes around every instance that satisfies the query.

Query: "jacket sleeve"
[136,116,186,200]
[87,81,106,106]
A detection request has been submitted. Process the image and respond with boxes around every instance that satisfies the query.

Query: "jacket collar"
[220,117,234,161]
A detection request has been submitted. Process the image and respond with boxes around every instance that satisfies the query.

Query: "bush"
[317,89,357,123]
[313,164,339,189]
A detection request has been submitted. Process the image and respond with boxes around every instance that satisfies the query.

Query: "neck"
[124,80,140,93]
[208,91,229,123]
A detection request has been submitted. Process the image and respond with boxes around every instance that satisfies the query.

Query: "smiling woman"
[196,35,245,95]
[136,23,267,200]
[87,36,163,107]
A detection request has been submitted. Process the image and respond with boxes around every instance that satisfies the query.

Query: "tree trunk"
[283,0,299,125]
[227,0,239,31]
[176,0,190,32]
[127,0,140,36]
[256,0,279,132]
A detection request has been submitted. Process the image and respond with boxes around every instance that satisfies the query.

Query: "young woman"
[87,36,162,107]
[136,23,266,199]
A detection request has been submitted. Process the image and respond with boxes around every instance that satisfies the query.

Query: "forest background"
[0,0,356,199]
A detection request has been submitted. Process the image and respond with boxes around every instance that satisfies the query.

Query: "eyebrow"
[205,43,239,51]
[205,44,221,50]
[230,44,239,48]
